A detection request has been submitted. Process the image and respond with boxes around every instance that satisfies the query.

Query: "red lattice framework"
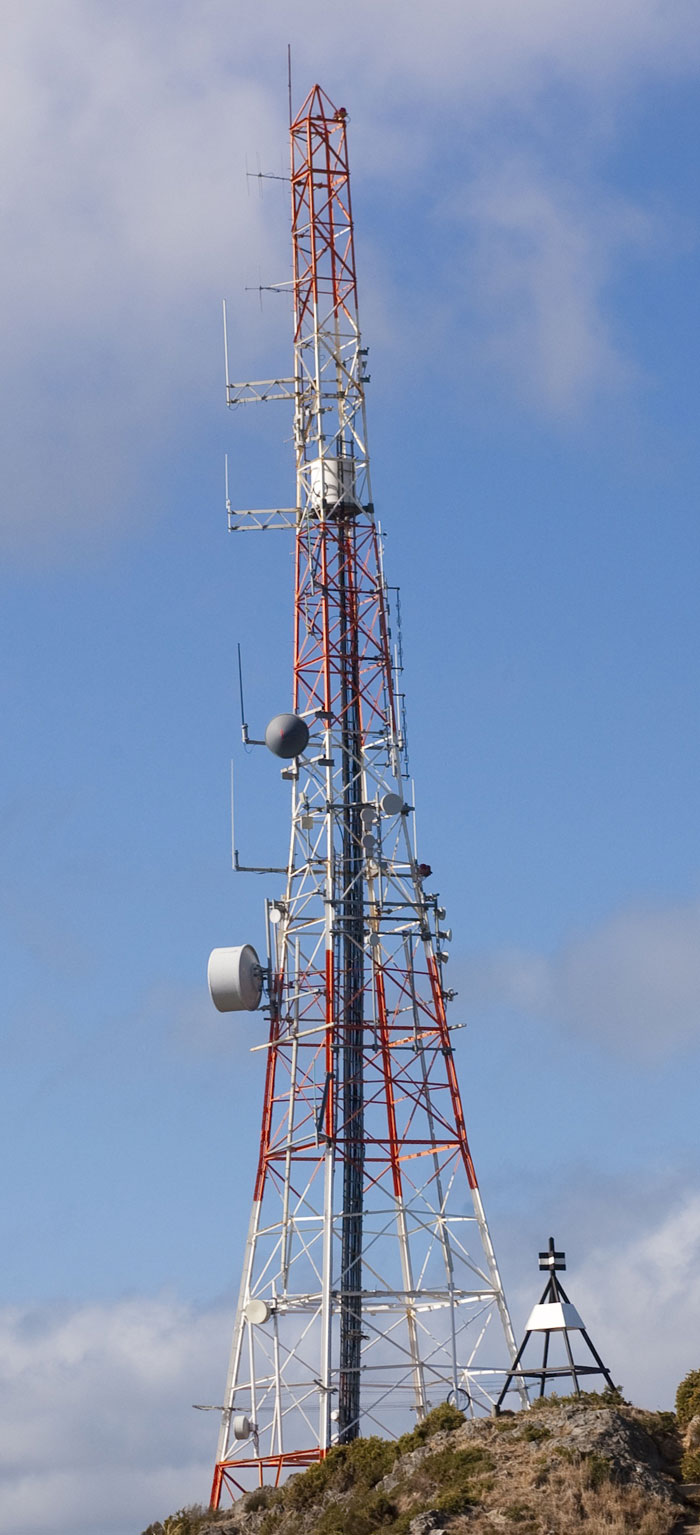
[210,85,521,1508]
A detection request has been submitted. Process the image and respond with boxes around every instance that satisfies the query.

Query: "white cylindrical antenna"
[230,759,236,870]
[222,298,230,391]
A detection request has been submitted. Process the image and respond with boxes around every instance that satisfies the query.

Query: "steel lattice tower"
[208,84,523,1506]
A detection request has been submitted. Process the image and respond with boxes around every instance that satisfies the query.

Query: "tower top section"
[290,82,370,524]
[224,82,370,533]
[291,85,357,338]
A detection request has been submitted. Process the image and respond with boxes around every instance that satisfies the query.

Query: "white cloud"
[0,1294,230,1535]
[0,5,283,561]
[279,0,700,102]
[463,898,700,1056]
[571,1191,700,1408]
[454,159,649,412]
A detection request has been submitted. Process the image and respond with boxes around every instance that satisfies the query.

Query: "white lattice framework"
[210,85,523,1506]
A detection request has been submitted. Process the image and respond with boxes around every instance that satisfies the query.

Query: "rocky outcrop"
[145,1396,700,1535]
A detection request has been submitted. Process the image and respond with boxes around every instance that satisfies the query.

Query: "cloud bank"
[572,1190,700,1408]
[0,1294,228,1535]
[3,1191,698,1531]
[462,897,700,1057]
[456,159,649,413]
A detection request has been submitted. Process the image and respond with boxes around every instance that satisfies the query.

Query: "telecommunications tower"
[207,84,523,1506]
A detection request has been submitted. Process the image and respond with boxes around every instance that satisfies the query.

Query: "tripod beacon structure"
[207,84,522,1506]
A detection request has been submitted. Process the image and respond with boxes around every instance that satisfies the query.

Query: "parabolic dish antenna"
[208,944,263,1012]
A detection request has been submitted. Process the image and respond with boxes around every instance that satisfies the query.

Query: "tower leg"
[562,1327,581,1396]
[540,1331,551,1398]
[495,1330,533,1413]
[578,1330,617,1393]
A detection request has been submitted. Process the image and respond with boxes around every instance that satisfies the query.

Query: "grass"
[530,1387,627,1412]
[140,1509,229,1535]
[386,1441,495,1521]
[520,1422,551,1442]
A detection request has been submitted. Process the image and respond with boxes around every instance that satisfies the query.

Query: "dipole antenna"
[206,83,524,1507]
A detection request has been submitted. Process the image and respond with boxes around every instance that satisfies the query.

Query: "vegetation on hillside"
[143,1380,700,1535]
[677,1367,700,1482]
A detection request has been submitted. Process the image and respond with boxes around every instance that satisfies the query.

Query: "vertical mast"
[208,84,523,1508]
[290,85,368,1445]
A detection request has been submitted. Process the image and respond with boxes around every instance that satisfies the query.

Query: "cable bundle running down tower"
[208,84,523,1506]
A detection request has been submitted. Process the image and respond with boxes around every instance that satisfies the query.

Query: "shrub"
[676,1369,700,1429]
[285,1459,333,1509]
[418,1400,466,1435]
[314,1488,398,1535]
[428,1444,492,1477]
[395,1400,465,1457]
[260,1511,284,1535]
[140,1510,212,1535]
[681,1448,700,1482]
[286,1435,396,1509]
[435,1486,477,1515]
[583,1452,612,1490]
[402,1443,492,1516]
[244,1485,283,1512]
[532,1387,626,1412]
[315,1499,359,1535]
[340,1435,396,1488]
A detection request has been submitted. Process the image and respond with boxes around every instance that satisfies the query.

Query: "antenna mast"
[208,84,523,1506]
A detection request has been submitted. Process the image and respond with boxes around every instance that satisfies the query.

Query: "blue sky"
[2,3,700,1531]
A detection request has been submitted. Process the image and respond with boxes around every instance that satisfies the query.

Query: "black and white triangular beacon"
[495,1238,618,1412]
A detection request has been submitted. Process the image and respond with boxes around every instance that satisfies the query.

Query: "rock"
[380,1440,434,1492]
[407,1517,446,1535]
[538,1405,679,1500]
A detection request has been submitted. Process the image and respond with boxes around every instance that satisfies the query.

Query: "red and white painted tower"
[207,84,523,1506]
